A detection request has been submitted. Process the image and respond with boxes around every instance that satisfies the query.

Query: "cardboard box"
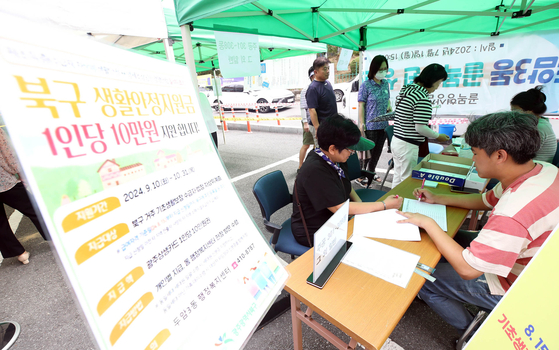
[412,154,474,188]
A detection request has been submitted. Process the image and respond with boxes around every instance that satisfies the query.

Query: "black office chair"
[346,153,387,202]
[253,171,310,259]
[456,309,490,349]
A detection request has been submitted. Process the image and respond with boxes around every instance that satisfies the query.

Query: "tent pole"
[358,25,366,90]
[180,24,199,91]
[163,38,175,63]
[358,50,363,90]
[212,68,226,145]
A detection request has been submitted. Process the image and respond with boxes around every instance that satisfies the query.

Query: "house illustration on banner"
[97,151,182,190]
[97,159,146,189]
[154,150,182,170]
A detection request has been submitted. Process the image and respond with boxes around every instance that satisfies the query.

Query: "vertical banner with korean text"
[0,13,287,350]
[464,224,559,350]
[214,30,260,79]
[363,30,559,115]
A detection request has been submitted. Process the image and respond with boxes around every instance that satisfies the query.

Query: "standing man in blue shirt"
[298,66,316,171]
[306,57,338,147]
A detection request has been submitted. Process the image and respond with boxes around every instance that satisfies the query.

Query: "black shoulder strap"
[293,179,313,248]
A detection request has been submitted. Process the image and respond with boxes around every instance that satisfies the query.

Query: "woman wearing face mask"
[391,63,449,188]
[510,86,557,163]
[354,55,391,187]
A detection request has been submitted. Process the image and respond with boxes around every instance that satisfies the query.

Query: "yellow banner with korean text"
[465,223,559,350]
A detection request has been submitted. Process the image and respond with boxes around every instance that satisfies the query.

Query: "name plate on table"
[307,200,351,289]
[307,241,352,289]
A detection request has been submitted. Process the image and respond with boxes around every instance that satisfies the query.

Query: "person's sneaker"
[354,177,368,188]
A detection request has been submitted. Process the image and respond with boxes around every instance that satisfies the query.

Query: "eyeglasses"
[345,148,355,155]
[378,69,388,73]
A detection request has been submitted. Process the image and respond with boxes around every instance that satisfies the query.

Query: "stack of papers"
[352,209,420,241]
[402,198,448,231]
[342,236,420,288]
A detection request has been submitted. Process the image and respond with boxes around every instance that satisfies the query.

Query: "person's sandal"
[355,177,368,188]
[18,251,30,265]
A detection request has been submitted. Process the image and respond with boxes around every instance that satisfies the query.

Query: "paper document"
[342,236,420,288]
[402,198,448,231]
[352,209,420,241]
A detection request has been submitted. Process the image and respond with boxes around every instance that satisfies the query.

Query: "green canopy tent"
[171,0,559,88]
[173,0,559,51]
[133,8,327,72]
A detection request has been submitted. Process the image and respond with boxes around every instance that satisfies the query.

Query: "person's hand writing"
[384,195,404,210]
[396,211,437,230]
[413,188,437,203]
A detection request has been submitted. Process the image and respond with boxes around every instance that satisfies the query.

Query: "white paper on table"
[342,236,420,288]
[352,209,420,241]
[402,198,448,231]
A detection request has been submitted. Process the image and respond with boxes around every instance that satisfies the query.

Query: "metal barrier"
[213,103,300,126]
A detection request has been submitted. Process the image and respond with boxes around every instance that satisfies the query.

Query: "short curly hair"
[465,111,540,164]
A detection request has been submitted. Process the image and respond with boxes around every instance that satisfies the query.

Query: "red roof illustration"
[97,159,119,173]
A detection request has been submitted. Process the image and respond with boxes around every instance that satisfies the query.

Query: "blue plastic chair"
[252,171,309,259]
[346,153,387,202]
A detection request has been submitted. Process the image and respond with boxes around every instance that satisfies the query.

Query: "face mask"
[375,71,387,80]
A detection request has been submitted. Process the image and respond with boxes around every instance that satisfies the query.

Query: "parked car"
[332,76,358,102]
[211,83,295,113]
[341,78,360,122]
[199,85,215,101]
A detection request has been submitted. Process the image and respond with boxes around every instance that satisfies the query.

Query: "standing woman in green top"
[355,55,391,187]
[510,86,557,163]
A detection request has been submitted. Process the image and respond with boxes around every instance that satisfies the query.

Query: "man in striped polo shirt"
[398,111,559,336]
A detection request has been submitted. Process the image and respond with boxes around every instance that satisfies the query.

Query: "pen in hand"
[418,178,425,202]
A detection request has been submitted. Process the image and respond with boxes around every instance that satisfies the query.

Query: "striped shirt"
[462,163,559,295]
[535,117,557,163]
[393,84,433,145]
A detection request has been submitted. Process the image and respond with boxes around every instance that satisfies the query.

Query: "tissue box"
[464,169,489,192]
[412,154,474,188]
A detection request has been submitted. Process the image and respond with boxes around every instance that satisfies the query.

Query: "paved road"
[1,128,463,350]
